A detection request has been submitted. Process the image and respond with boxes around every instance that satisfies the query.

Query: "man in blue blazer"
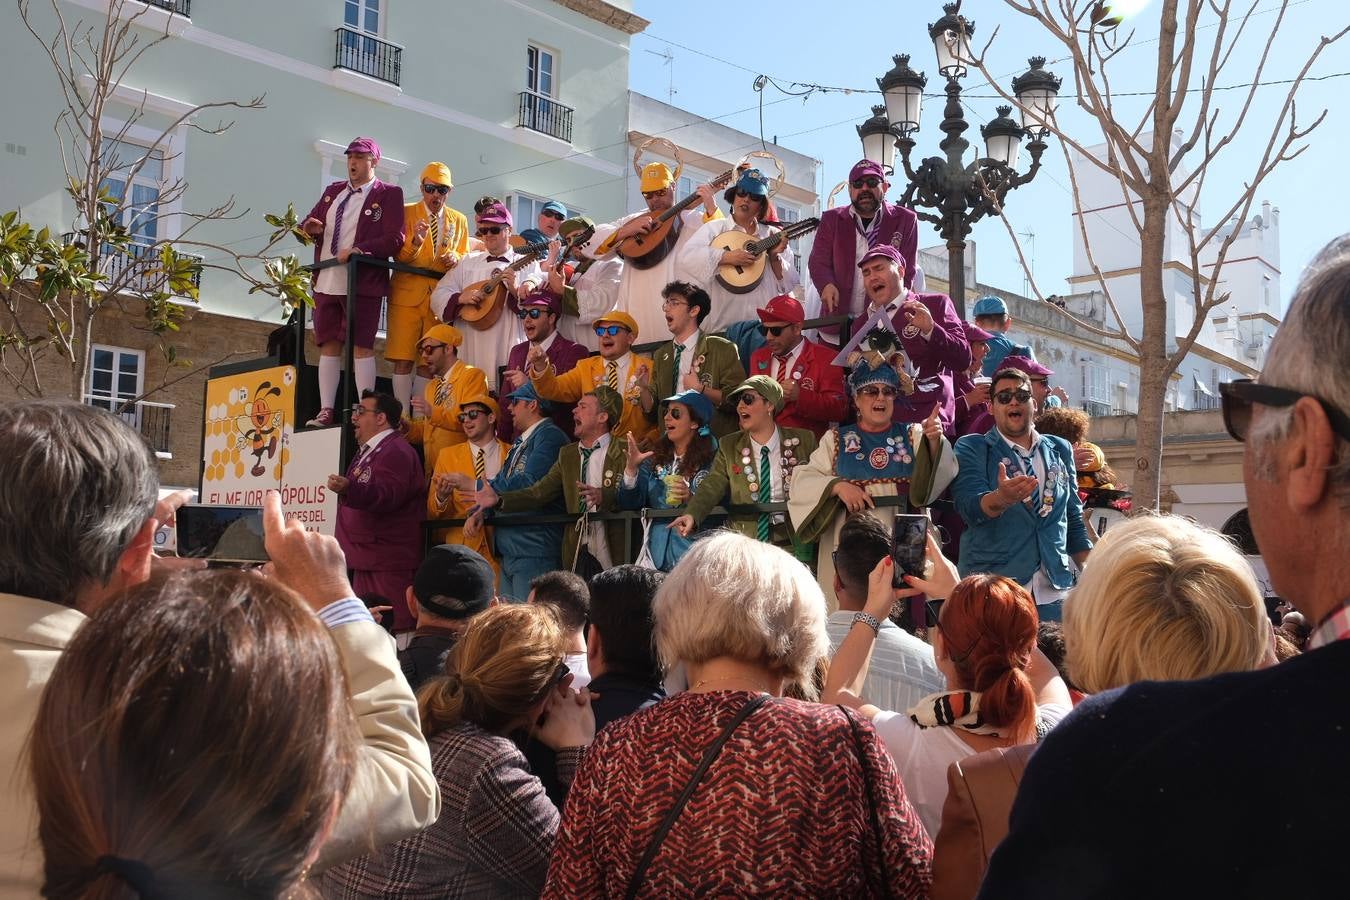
[478,382,568,600]
[952,367,1091,620]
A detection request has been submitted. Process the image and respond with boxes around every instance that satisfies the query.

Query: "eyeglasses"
[517,308,548,320]
[858,385,898,398]
[476,226,504,236]
[349,405,375,417]
[540,210,565,220]
[924,599,976,663]
[1220,378,1350,443]
[594,324,628,337]
[422,183,450,195]
[530,660,572,704]
[418,342,447,355]
[734,189,763,199]
[736,392,761,406]
[851,177,882,189]
[993,389,1033,405]
[661,297,688,309]
[642,189,669,200]
[457,409,488,422]
[758,324,792,337]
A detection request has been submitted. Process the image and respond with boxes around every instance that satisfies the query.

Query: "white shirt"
[532,330,558,354]
[577,432,613,567]
[600,352,633,390]
[315,177,374,295]
[430,249,541,389]
[995,427,1068,604]
[355,426,394,461]
[578,432,612,488]
[467,436,502,481]
[767,337,806,381]
[676,217,799,334]
[824,611,945,714]
[748,429,786,524]
[564,651,591,689]
[851,208,878,311]
[674,330,701,378]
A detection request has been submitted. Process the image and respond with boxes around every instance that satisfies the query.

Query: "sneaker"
[306,407,335,428]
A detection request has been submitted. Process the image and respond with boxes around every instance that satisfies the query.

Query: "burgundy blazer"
[809,201,919,315]
[747,338,848,439]
[850,290,970,434]
[307,178,406,297]
[496,335,590,441]
[335,431,425,575]
[953,370,994,437]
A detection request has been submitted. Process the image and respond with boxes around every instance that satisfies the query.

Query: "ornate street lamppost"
[861,3,1061,317]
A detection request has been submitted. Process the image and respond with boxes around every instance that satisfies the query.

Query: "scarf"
[907,689,1007,737]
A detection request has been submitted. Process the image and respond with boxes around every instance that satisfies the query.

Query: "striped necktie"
[428,214,440,254]
[579,444,597,510]
[672,343,684,379]
[435,375,450,407]
[605,361,619,392]
[756,446,772,542]
[775,354,790,382]
[330,186,361,255]
[1013,446,1038,506]
[473,448,486,482]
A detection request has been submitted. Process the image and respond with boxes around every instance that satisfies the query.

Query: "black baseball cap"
[412,545,494,619]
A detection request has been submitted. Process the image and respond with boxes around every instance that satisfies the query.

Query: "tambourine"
[633,136,683,183]
[737,150,786,199]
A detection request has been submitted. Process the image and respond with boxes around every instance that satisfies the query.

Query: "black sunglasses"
[642,189,669,200]
[540,210,565,220]
[531,661,571,704]
[517,308,548,320]
[851,177,882,189]
[457,409,488,422]
[665,406,684,420]
[735,189,764,199]
[736,392,762,406]
[476,226,504,236]
[993,389,1032,405]
[422,183,450,195]
[1220,378,1350,443]
[758,324,790,337]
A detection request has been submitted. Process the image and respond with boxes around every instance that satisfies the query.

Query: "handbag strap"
[624,693,771,900]
[841,705,893,900]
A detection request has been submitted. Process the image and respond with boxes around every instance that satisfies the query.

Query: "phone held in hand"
[891,514,928,588]
[176,505,270,564]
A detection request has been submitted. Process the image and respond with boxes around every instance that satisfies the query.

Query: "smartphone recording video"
[176,505,269,564]
[890,514,929,588]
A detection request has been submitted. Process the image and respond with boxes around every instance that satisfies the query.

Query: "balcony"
[518,91,574,143]
[85,395,175,458]
[62,233,203,296]
[145,0,190,14]
[334,26,402,86]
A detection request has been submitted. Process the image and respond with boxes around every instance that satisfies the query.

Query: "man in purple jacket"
[302,136,406,427]
[498,288,588,441]
[850,244,970,433]
[809,159,919,321]
[327,390,426,636]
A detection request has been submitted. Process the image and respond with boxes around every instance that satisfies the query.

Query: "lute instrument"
[457,230,593,330]
[712,217,821,294]
[611,169,735,270]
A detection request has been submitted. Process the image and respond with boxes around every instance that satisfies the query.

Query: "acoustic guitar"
[712,217,821,294]
[457,231,593,331]
[611,169,735,270]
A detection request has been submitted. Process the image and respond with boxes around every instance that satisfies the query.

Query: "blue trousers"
[500,556,558,602]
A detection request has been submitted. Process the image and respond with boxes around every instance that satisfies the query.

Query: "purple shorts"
[313,291,382,348]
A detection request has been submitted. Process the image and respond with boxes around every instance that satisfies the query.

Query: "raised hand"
[963,382,991,408]
[413,220,430,244]
[526,342,548,373]
[474,482,500,511]
[261,490,353,612]
[832,480,875,514]
[503,368,528,391]
[995,460,1038,505]
[625,431,654,476]
[901,298,934,335]
[820,283,839,312]
[921,405,943,453]
[671,514,696,537]
[899,528,960,601]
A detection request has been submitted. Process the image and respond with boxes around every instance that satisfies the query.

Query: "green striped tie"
[756,446,772,542]
[579,444,597,511]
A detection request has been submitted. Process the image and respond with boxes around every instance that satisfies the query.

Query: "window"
[344,0,380,34]
[1081,362,1109,402]
[100,140,163,246]
[509,192,585,239]
[87,345,144,411]
[526,44,555,98]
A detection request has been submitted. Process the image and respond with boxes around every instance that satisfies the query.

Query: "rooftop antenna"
[644,46,676,104]
[1016,228,1036,297]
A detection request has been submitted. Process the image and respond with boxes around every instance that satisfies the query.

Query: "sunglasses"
[457,409,488,422]
[994,389,1033,405]
[642,189,669,200]
[924,599,976,662]
[531,661,572,704]
[422,183,450,195]
[476,226,504,236]
[540,210,565,220]
[858,385,898,398]
[1220,378,1350,443]
[665,406,684,420]
[418,342,447,355]
[736,392,762,406]
[758,324,791,337]
[517,308,549,320]
[851,177,882,189]
[734,189,764,199]
[594,324,628,337]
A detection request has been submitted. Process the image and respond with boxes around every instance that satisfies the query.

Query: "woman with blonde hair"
[323,603,594,898]
[1064,513,1270,692]
[545,531,933,898]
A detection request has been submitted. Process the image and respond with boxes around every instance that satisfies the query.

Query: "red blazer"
[335,431,425,576]
[307,178,406,297]
[496,335,590,441]
[748,338,848,438]
[808,202,919,316]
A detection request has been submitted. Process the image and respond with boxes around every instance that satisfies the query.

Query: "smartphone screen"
[176,505,269,563]
[891,514,928,587]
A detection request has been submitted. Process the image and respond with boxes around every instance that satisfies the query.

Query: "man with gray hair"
[979,236,1350,898]
[0,402,440,895]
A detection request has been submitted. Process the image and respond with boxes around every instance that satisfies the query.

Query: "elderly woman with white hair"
[543,531,933,898]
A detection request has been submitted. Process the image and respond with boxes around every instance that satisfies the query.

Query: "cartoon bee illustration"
[234,381,284,477]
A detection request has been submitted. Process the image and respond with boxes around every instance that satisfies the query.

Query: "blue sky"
[628,0,1348,310]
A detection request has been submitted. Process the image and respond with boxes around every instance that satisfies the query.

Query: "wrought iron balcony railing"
[518,91,574,143]
[84,394,175,456]
[334,26,402,86]
[62,233,203,295]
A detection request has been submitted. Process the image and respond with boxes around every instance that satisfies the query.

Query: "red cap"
[756,294,804,325]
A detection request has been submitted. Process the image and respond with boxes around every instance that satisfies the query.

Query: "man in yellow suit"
[528,310,655,444]
[387,162,470,413]
[428,394,509,577]
[403,324,488,482]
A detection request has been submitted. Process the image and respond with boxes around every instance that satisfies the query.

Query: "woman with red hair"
[824,547,1071,837]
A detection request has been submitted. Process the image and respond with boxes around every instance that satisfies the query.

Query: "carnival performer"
[403,324,488,483]
[548,216,623,353]
[747,294,848,439]
[428,395,508,575]
[640,281,744,438]
[616,389,718,572]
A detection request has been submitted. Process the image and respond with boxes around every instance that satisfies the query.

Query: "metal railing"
[84,394,174,455]
[518,91,575,143]
[146,0,190,15]
[61,232,203,295]
[334,26,402,86]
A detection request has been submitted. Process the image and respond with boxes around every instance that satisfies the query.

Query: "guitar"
[457,230,594,331]
[712,217,821,294]
[611,169,735,270]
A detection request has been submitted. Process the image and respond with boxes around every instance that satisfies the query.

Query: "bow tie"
[486,255,509,262]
